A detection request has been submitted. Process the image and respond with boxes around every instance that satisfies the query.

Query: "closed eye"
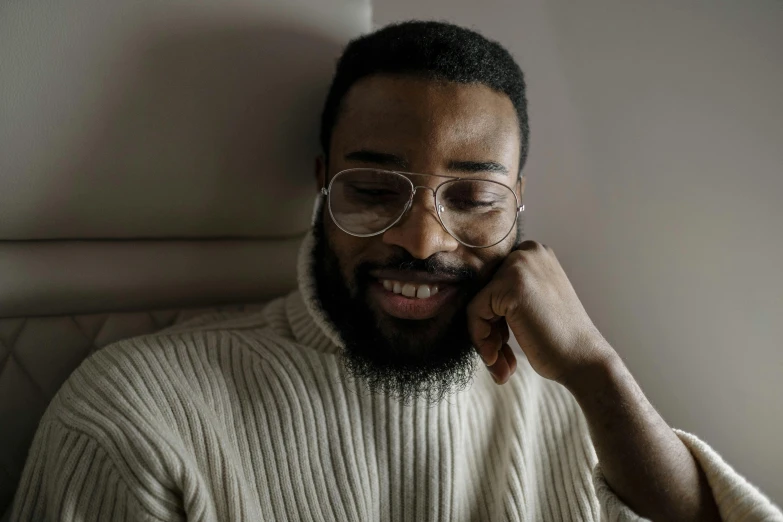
[445,197,502,210]
[353,188,399,196]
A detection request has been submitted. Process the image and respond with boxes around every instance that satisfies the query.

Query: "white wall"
[373,0,783,503]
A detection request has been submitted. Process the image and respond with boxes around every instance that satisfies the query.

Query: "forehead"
[331,74,520,175]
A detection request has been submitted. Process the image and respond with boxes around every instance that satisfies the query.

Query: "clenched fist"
[467,240,615,385]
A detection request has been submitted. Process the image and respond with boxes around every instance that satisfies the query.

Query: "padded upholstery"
[0,0,371,515]
[0,238,302,318]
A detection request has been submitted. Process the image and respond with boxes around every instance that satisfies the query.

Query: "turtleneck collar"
[292,194,346,352]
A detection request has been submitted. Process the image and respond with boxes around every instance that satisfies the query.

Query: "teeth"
[381,279,441,299]
[416,285,431,299]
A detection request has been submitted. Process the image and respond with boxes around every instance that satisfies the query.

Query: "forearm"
[565,347,720,522]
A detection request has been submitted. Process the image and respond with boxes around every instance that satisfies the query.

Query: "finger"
[475,316,509,366]
[487,348,511,384]
[468,313,496,364]
[501,343,517,376]
[467,289,502,365]
[475,326,502,366]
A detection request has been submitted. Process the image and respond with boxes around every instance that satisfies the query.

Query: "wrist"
[561,341,627,400]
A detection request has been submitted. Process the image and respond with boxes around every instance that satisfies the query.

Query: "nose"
[381,186,460,259]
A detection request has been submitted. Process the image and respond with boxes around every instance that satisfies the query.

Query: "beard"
[311,214,487,403]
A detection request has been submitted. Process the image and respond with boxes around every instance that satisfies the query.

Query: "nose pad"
[402,186,440,222]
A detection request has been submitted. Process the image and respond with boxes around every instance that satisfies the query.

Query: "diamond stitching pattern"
[69,316,101,359]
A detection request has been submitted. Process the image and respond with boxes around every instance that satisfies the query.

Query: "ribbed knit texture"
[11,225,783,521]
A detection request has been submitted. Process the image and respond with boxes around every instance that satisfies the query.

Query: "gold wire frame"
[321,168,525,248]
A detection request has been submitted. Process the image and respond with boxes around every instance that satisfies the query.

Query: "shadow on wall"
[16,18,344,239]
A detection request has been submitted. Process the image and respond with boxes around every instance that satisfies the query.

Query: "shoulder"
[46,296,302,422]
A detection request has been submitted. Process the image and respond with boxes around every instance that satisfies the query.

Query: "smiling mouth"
[369,278,460,320]
[380,279,440,299]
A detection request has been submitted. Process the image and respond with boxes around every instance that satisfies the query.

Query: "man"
[12,21,782,522]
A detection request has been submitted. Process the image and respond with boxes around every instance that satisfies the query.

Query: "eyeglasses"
[321,168,525,248]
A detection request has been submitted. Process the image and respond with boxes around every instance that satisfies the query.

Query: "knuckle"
[513,240,548,259]
[508,256,527,279]
[515,239,540,251]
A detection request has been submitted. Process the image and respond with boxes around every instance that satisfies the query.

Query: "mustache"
[356,252,478,283]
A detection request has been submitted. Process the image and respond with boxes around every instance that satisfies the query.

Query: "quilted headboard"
[0,0,371,515]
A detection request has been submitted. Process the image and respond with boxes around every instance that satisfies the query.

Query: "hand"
[467,240,614,385]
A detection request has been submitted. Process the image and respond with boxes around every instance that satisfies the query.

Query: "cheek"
[475,238,516,282]
[324,216,366,284]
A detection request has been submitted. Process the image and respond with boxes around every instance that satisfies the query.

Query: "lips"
[368,278,459,320]
[369,269,463,285]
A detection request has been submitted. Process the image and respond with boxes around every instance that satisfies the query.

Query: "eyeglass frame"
[320,167,526,249]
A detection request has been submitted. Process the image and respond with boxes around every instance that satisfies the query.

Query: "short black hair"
[320,20,530,175]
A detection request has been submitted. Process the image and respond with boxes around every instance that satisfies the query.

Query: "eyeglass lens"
[328,169,518,247]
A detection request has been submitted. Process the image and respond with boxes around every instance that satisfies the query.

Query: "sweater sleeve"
[593,428,783,522]
[11,418,163,522]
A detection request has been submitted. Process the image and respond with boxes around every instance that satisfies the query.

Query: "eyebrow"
[344,149,509,177]
[344,150,409,169]
[447,160,509,176]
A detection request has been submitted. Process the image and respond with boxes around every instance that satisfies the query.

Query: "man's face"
[313,74,524,401]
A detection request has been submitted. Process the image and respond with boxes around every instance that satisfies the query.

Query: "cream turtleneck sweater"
[11,230,782,521]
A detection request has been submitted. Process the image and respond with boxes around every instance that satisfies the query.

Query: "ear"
[315,154,326,191]
[516,176,526,202]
